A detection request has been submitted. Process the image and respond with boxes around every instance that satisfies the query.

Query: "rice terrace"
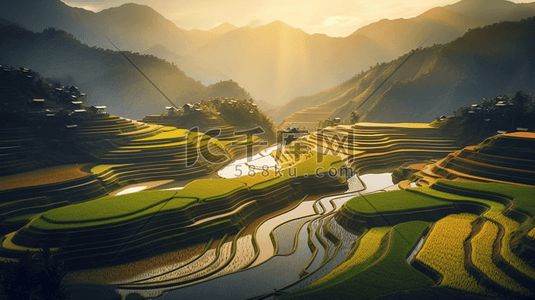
[2,0,535,299]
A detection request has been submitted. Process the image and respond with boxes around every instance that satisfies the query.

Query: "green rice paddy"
[344,189,452,215]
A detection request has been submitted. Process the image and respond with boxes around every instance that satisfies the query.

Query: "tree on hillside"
[317,118,335,129]
[350,111,360,124]
[440,90,535,146]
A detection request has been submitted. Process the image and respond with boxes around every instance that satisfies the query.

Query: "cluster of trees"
[317,111,359,129]
[438,91,535,146]
[194,98,276,143]
[0,246,69,300]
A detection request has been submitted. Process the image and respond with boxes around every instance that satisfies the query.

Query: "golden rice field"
[353,122,433,129]
[416,214,488,294]
[0,164,89,191]
[310,226,391,287]
[483,207,535,279]
[65,241,209,284]
[528,227,535,239]
[470,221,530,295]
[133,128,188,141]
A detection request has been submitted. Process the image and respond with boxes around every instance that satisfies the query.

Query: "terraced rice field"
[0,116,239,235]
[276,123,460,180]
[308,226,391,287]
[416,214,488,294]
[0,147,348,270]
[108,172,395,299]
[3,122,535,300]
[414,132,535,186]
[331,179,535,298]
[0,164,90,191]
[283,221,434,299]
[471,221,530,295]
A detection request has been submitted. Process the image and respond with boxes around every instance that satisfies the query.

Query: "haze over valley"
[2,1,535,300]
[2,0,535,117]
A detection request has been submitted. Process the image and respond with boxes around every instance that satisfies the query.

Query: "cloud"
[247,20,262,27]
[323,16,361,27]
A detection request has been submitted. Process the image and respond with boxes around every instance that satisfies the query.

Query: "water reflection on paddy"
[274,217,313,255]
[217,144,280,178]
[128,172,397,299]
[250,200,316,268]
[156,222,314,300]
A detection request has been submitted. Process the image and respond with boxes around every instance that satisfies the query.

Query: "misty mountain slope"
[273,52,430,125]
[352,7,483,54]
[352,0,535,55]
[445,0,535,22]
[270,72,364,123]
[142,44,231,85]
[0,23,257,119]
[360,18,535,122]
[2,0,535,108]
[93,3,191,53]
[279,17,535,129]
[207,22,238,35]
[194,21,392,106]
[0,0,192,53]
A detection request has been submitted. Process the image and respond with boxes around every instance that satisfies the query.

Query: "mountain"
[142,44,230,86]
[93,3,192,52]
[192,21,391,106]
[277,17,535,129]
[351,0,535,56]
[207,22,238,35]
[2,0,535,107]
[0,23,256,120]
[445,0,535,22]
[0,0,192,53]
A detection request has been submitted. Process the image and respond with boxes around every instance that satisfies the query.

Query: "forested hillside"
[276,17,535,128]
[0,23,256,119]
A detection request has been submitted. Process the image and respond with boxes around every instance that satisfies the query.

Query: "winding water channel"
[115,149,397,299]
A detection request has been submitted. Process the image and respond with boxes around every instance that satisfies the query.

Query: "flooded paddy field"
[114,172,396,299]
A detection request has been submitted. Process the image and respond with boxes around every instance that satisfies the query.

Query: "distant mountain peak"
[257,21,306,34]
[98,2,163,18]
[208,22,237,35]
[445,0,517,14]
[264,20,292,28]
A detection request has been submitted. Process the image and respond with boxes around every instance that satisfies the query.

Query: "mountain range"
[0,23,256,119]
[2,0,535,107]
[276,16,535,129]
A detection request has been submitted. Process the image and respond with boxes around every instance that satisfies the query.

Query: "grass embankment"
[90,164,124,175]
[238,153,345,191]
[352,122,433,129]
[0,164,90,191]
[31,179,248,230]
[66,241,209,284]
[281,221,433,299]
[309,227,390,287]
[333,180,535,297]
[434,180,535,216]
[344,188,452,215]
[416,214,488,294]
[19,153,345,235]
[132,128,188,141]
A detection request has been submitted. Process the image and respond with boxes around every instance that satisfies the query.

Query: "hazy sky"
[63,0,533,37]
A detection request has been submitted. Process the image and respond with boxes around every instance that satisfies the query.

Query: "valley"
[1,1,535,299]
